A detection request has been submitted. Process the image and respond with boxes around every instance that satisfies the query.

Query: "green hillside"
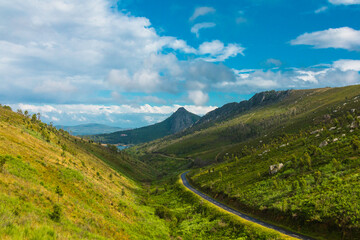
[0,105,170,239]
[0,105,292,240]
[140,85,360,239]
[90,107,200,145]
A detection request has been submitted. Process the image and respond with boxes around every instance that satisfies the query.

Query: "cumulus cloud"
[291,27,360,51]
[198,40,245,62]
[191,22,216,38]
[188,90,209,106]
[189,7,216,21]
[333,59,360,71]
[329,0,360,4]
[214,59,360,94]
[10,103,217,127]
[0,0,245,107]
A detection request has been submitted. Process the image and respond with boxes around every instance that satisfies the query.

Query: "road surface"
[181,171,314,240]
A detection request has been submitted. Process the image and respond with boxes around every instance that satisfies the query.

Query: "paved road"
[181,171,314,240]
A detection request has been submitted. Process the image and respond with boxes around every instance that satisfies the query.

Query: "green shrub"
[49,204,61,222]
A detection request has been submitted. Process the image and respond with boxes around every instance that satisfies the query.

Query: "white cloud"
[188,90,209,105]
[265,58,282,67]
[10,103,217,127]
[314,6,328,14]
[214,60,360,93]
[13,103,217,116]
[0,0,209,103]
[191,22,216,38]
[333,59,360,71]
[329,0,360,4]
[0,0,244,106]
[198,40,245,62]
[291,27,360,51]
[189,7,216,21]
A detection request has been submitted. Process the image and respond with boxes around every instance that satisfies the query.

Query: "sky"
[1,0,360,128]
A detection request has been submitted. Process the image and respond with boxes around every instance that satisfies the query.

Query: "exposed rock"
[351,109,356,113]
[323,114,331,121]
[329,127,336,131]
[319,140,328,148]
[269,163,284,175]
[333,138,338,142]
[350,121,358,129]
[311,128,323,135]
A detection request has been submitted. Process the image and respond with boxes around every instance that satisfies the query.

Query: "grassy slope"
[0,106,169,239]
[0,105,293,240]
[141,85,360,239]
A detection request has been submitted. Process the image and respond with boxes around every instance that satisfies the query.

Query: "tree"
[0,156,7,173]
[49,204,61,222]
[55,186,63,202]
[31,114,37,122]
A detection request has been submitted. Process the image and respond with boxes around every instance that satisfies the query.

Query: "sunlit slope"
[142,85,360,163]
[147,85,360,239]
[0,106,168,239]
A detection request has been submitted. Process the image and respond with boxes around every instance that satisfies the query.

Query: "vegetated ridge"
[0,105,292,240]
[90,107,200,145]
[56,123,123,136]
[139,85,360,240]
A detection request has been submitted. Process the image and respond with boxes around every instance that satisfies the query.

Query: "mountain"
[140,84,360,239]
[194,90,290,128]
[90,107,201,144]
[56,123,122,136]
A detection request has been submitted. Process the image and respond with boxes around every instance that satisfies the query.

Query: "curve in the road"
[181,171,315,240]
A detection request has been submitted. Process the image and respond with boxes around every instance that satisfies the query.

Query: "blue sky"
[1,0,360,127]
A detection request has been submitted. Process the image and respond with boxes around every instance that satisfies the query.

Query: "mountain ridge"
[90,107,200,144]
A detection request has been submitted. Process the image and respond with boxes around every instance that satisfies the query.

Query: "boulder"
[319,140,328,148]
[269,163,284,175]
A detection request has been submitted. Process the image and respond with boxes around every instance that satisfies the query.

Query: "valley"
[1,85,360,239]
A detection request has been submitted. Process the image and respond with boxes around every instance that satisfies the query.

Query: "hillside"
[0,105,169,239]
[56,123,123,136]
[0,105,290,240]
[140,85,360,239]
[90,107,200,145]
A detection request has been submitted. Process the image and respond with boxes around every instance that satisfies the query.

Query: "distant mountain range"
[56,123,123,136]
[90,107,200,144]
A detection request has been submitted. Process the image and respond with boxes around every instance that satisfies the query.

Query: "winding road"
[181,171,314,240]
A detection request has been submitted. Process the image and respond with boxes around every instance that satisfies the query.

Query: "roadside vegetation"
[140,85,360,239]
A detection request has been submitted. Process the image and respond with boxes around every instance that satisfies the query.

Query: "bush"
[49,204,61,222]
[0,155,7,172]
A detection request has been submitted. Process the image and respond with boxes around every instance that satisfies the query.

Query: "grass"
[0,104,296,239]
[139,85,360,239]
[0,106,170,239]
